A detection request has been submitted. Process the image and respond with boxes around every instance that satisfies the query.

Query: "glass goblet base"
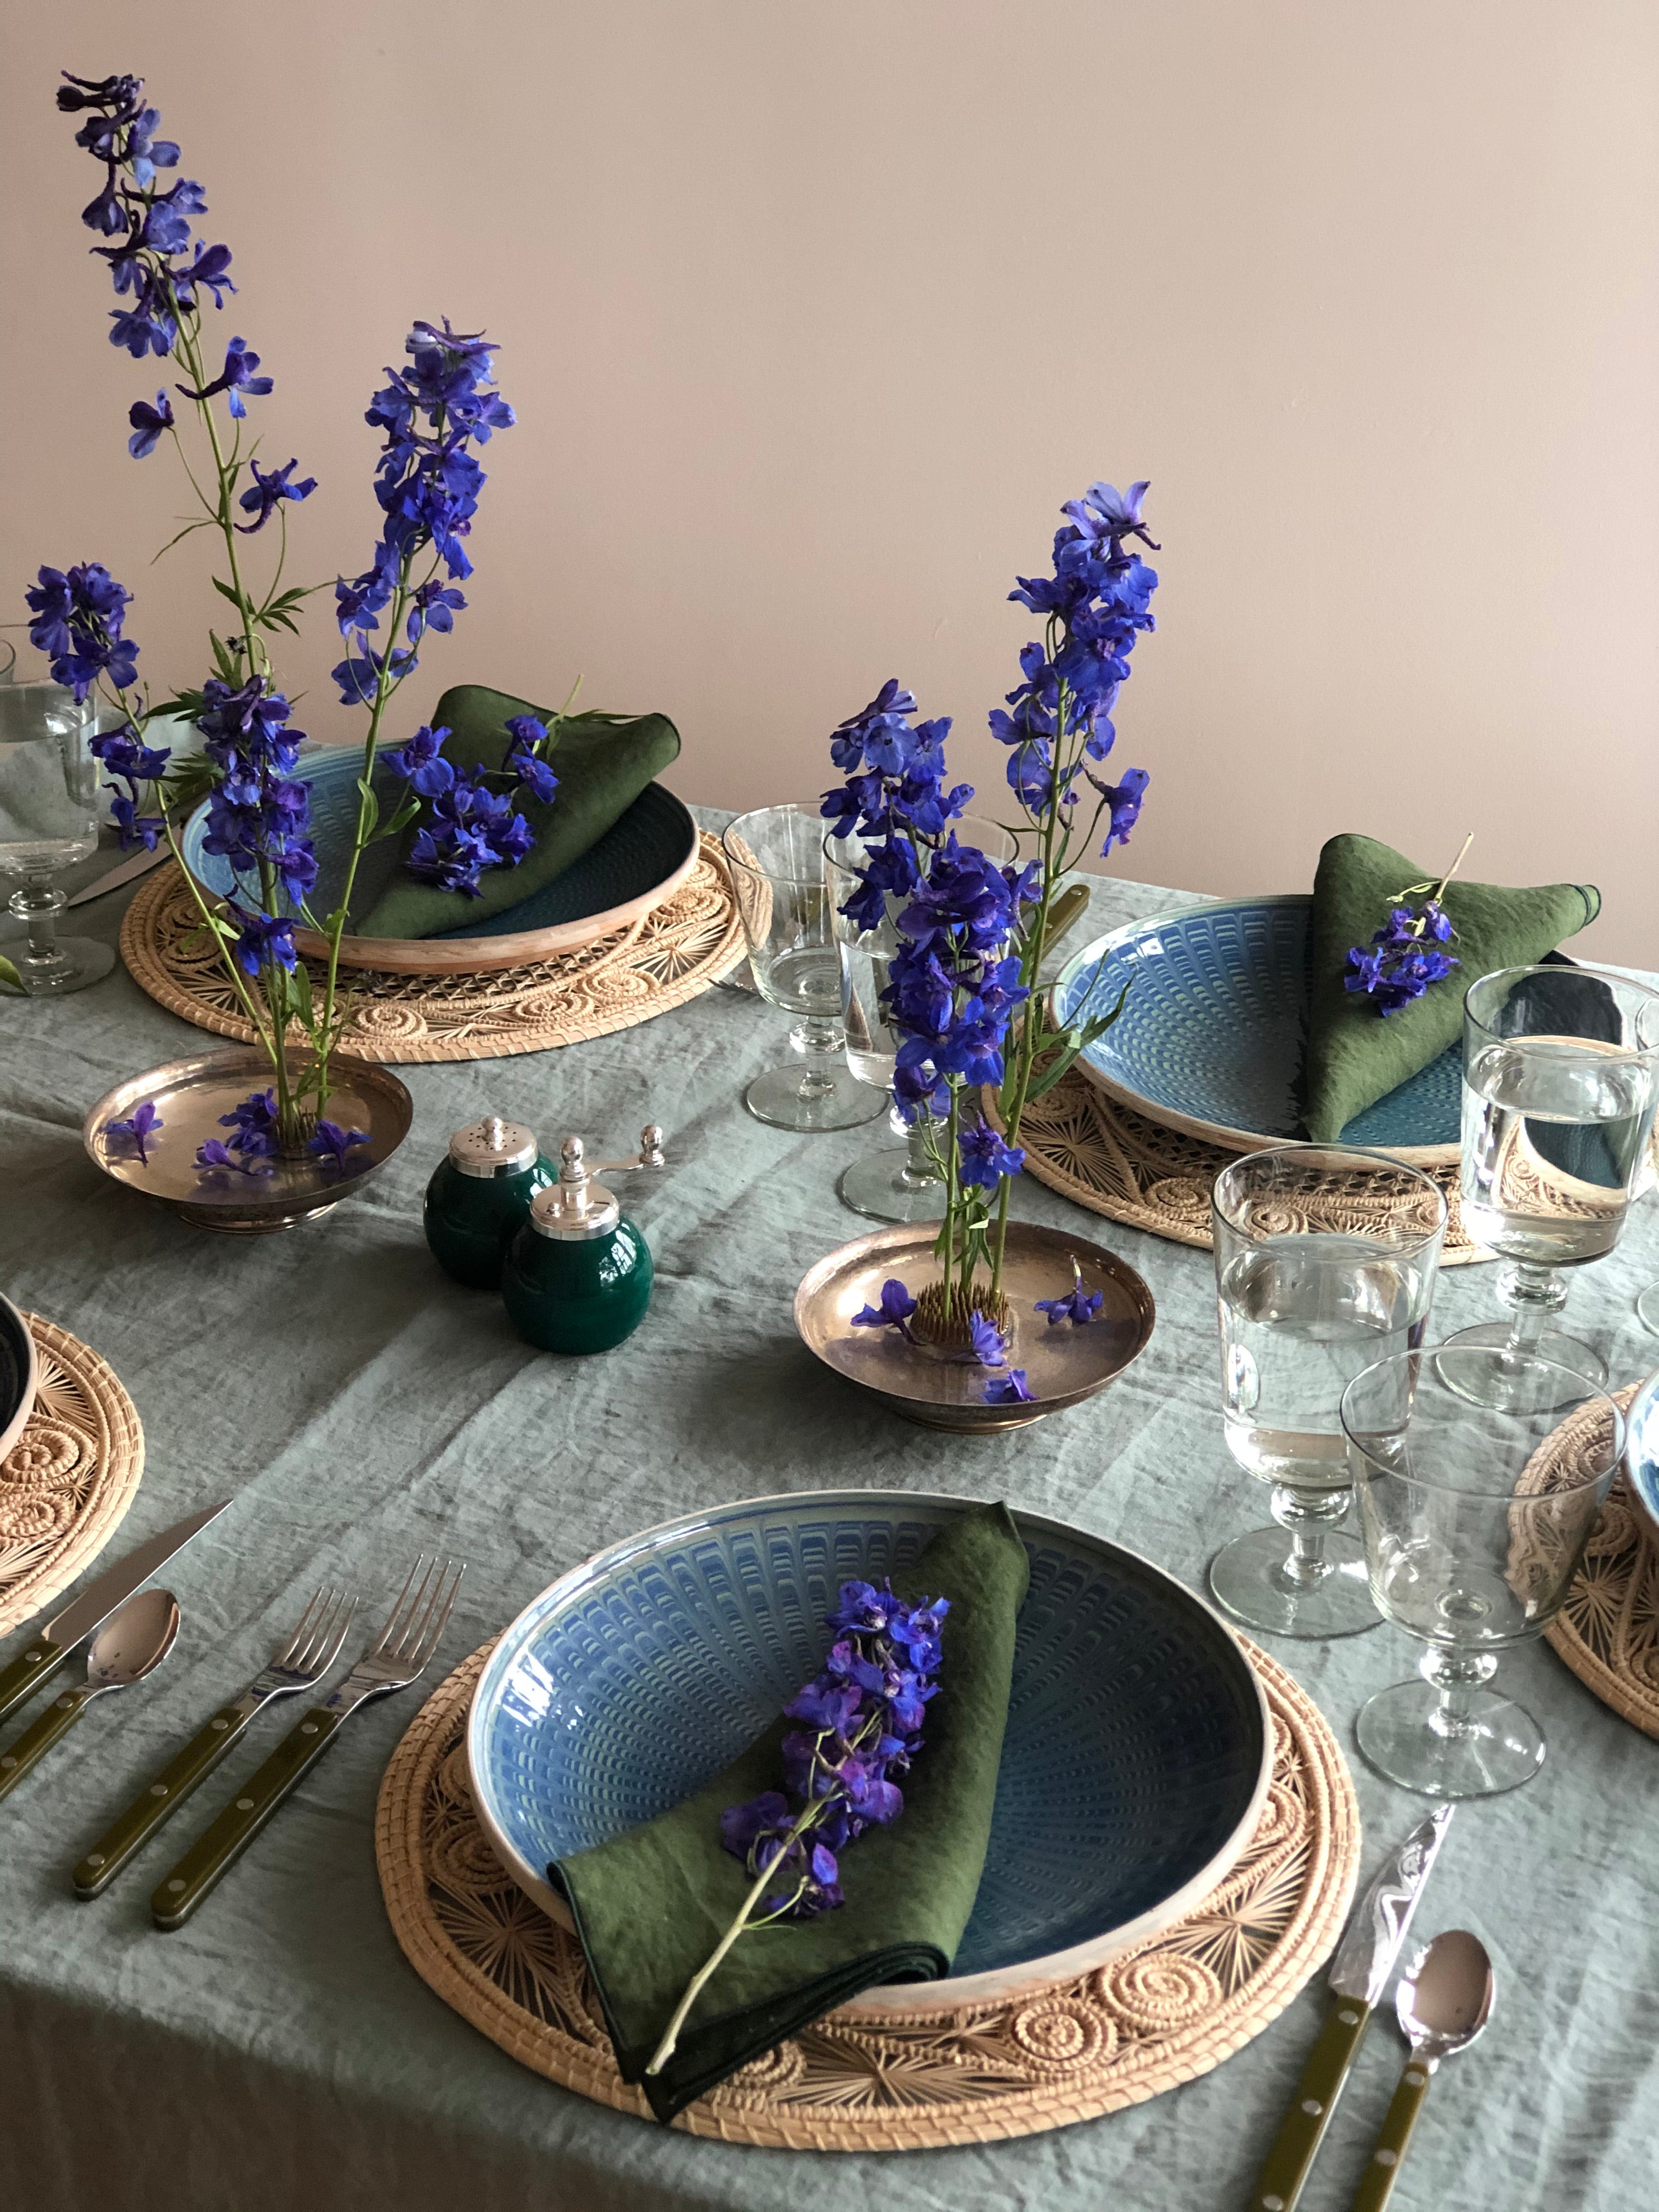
[1355,1673,1545,1798]
[836,1147,946,1224]
[1435,1322,1608,1406]
[743,1058,887,1133]
[1637,1280,1659,1337]
[1206,1525,1380,1639]
[1,935,115,997]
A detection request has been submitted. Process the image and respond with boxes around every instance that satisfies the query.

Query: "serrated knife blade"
[1244,1805,1454,2212]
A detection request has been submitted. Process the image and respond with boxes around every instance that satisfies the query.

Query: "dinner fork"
[72,1583,359,1899]
[149,1555,465,1931]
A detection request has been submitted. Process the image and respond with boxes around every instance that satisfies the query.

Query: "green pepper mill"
[425,1115,555,1289]
[501,1125,667,1353]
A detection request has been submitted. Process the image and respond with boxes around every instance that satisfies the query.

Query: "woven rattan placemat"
[119,834,747,1065]
[375,1635,1359,2149]
[1532,1381,1659,1737]
[1006,1065,1493,1263]
[0,1316,145,1638]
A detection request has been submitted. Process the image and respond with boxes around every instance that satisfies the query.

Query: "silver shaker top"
[448,1114,539,1179]
[527,1125,667,1240]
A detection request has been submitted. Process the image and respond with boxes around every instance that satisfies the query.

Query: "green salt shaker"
[501,1125,667,1353]
[425,1115,555,1289]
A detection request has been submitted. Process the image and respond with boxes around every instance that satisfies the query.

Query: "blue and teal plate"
[1053,895,1461,1161]
[467,1490,1271,2005]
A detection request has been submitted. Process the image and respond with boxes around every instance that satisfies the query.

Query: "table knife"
[0,1500,230,1725]
[66,842,170,906]
[1245,1804,1453,2212]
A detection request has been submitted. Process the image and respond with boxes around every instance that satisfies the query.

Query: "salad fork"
[72,1582,358,1898]
[150,1554,465,1930]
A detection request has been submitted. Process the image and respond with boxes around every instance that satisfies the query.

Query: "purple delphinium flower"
[719,1577,948,1922]
[227,906,297,978]
[1345,881,1463,1018]
[235,457,317,534]
[24,562,138,701]
[178,334,272,418]
[191,675,317,911]
[105,1098,162,1165]
[969,1311,1007,1368]
[957,1118,1025,1190]
[193,1136,273,1177]
[126,390,174,458]
[216,1087,283,1159]
[1035,1262,1104,1327]
[850,1278,917,1341]
[307,1120,371,1168]
[983,1368,1035,1406]
[90,718,172,850]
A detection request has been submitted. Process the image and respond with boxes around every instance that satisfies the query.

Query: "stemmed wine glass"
[0,681,116,997]
[824,816,1014,1221]
[1341,1347,1622,1797]
[1441,963,1659,1406]
[721,805,887,1133]
[1208,1144,1447,1638]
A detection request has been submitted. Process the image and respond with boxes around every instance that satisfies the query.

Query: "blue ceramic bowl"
[182,743,698,970]
[0,1295,38,1465]
[1626,1368,1659,1544]
[467,1491,1271,2006]
[1053,896,1462,1160]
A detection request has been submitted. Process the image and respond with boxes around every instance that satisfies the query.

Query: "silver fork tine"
[290,1585,338,1674]
[410,1559,464,1669]
[374,1554,427,1656]
[297,1588,356,1677]
[398,1556,451,1662]
[274,1583,329,1669]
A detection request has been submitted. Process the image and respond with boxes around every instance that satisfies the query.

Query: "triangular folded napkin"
[550,1500,1030,2123]
[358,683,680,938]
[1303,833,1600,1142]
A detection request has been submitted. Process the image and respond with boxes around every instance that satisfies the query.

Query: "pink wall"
[4,1,1655,960]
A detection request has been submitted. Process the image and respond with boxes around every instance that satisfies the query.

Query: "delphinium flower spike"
[645,1576,948,2077]
[1345,833,1474,1016]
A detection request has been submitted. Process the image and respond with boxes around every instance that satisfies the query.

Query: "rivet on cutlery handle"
[1348,2057,1433,2212]
[0,1686,91,1802]
[74,1705,251,1897]
[150,1706,343,1929]
[0,1637,68,1727]
[1245,1996,1373,2212]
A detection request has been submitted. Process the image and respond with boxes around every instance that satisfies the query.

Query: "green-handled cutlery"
[72,1581,359,1898]
[1350,1929,1494,2212]
[0,1588,180,1803]
[151,1554,464,1931]
[1245,1804,1454,2212]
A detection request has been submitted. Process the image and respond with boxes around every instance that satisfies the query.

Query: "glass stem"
[788,1014,843,1097]
[900,1109,940,1194]
[1499,1261,1567,1355]
[1419,1645,1499,1738]
[1269,1483,1352,1589]
[8,878,71,989]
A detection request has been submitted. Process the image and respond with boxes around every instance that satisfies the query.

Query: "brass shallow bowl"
[794,1221,1156,1432]
[84,1047,413,1234]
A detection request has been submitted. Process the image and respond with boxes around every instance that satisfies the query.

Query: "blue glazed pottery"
[0,1295,38,1464]
[181,743,696,946]
[1053,895,1463,1157]
[467,1489,1271,2003]
[1627,1367,1659,1544]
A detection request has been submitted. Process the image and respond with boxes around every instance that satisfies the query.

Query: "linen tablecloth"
[3,827,1656,2211]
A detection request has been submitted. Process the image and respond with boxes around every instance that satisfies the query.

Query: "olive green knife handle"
[0,1684,91,1802]
[0,1636,67,1726]
[1246,1995,1373,2212]
[1349,2056,1434,2212]
[150,1705,343,1929]
[74,1705,251,1897]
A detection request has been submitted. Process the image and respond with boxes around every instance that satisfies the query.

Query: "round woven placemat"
[1005,1065,1493,1263]
[119,833,746,1064]
[0,1315,145,1638]
[375,1635,1359,2149]
[1530,1381,1659,1737]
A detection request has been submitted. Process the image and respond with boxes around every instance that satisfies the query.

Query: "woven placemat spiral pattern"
[1009,1065,1493,1262]
[375,1636,1359,2150]
[1528,1381,1659,1737]
[119,834,746,1064]
[0,1316,145,1638]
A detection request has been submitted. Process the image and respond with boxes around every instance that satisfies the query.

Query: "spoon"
[1350,1928,1494,2211]
[0,1587,180,1804]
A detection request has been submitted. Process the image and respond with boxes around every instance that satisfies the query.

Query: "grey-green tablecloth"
[2,822,1656,2212]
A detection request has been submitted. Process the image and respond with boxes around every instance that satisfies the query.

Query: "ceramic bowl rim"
[181,748,701,975]
[1626,1367,1659,1544]
[466,1486,1273,2008]
[1051,894,1460,1169]
[0,1294,40,1465]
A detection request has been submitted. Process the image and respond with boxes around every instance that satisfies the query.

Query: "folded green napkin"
[1304,833,1600,1142]
[550,1500,1030,2124]
[357,684,680,938]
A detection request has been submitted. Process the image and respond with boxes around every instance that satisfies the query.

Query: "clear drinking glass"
[0,682,116,997]
[1341,1347,1622,1796]
[722,805,887,1133]
[824,815,1015,1222]
[1209,1144,1447,1638]
[1441,963,1659,1406]
[0,641,16,683]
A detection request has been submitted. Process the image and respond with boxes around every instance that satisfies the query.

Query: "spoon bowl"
[1396,1927,1495,2062]
[0,1586,180,1803]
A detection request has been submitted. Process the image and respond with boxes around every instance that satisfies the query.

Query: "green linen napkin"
[357,684,680,938]
[550,1499,1030,2124]
[1303,833,1601,1142]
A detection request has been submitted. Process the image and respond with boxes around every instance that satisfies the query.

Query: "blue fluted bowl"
[1627,1368,1659,1544]
[181,743,698,974]
[467,1491,1271,2006]
[1053,895,1462,1161]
